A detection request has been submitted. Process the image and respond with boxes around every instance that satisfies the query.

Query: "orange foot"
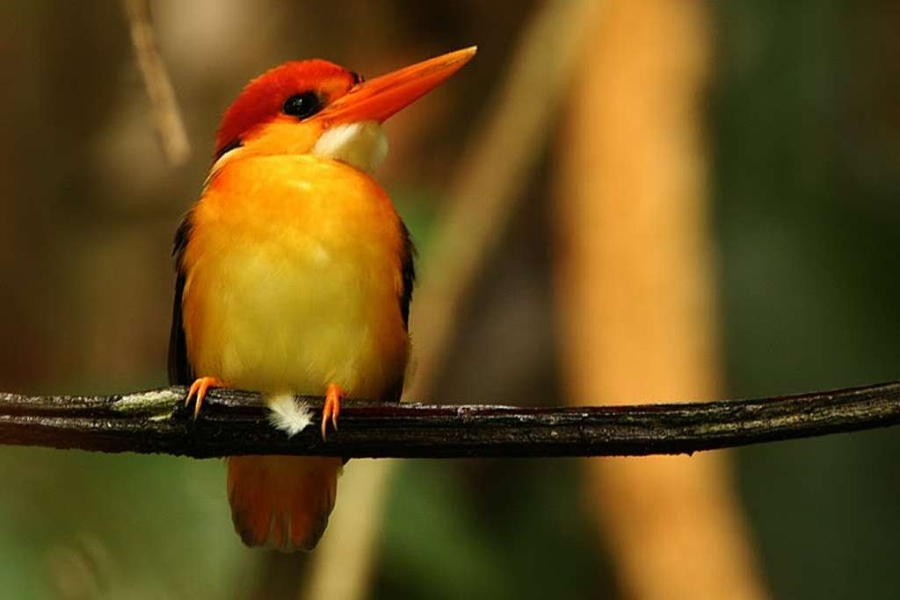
[321,383,343,440]
[186,376,226,419]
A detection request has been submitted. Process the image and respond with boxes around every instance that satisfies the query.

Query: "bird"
[167,47,476,551]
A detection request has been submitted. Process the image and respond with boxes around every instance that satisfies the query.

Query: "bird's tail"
[226,454,342,551]
[226,393,341,551]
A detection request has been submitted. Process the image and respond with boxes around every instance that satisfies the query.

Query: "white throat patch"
[311,121,388,173]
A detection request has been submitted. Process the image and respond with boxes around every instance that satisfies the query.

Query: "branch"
[1,381,899,458]
[123,0,191,165]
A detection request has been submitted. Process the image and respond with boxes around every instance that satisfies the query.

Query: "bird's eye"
[282,92,322,119]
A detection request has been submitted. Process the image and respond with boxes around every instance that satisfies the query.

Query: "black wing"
[382,219,416,402]
[399,219,416,329]
[167,215,194,385]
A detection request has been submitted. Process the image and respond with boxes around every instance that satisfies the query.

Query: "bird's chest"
[181,161,408,398]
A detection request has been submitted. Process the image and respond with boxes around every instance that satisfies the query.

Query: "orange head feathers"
[213,47,477,168]
[214,59,356,158]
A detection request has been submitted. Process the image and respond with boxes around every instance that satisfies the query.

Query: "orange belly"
[181,153,409,400]
[180,153,410,550]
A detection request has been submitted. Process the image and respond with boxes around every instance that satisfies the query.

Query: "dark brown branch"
[1,382,899,458]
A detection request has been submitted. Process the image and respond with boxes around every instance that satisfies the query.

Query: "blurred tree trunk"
[554,1,769,599]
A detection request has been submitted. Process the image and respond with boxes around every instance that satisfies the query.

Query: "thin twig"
[123,0,191,165]
[1,381,898,458]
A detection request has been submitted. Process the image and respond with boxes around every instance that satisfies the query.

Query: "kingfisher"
[168,47,475,551]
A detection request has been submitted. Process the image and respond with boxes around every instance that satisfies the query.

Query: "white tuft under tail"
[266,393,313,437]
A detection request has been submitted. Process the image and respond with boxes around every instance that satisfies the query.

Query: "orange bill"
[322,46,477,125]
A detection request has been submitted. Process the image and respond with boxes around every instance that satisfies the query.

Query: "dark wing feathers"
[382,219,416,403]
[167,214,194,385]
[398,219,416,329]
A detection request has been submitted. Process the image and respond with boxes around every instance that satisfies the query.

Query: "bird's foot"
[321,383,343,440]
[186,376,227,418]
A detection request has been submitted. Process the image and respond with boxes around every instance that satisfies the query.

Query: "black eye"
[282,92,322,119]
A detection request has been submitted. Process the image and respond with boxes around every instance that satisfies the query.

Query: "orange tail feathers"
[226,455,342,552]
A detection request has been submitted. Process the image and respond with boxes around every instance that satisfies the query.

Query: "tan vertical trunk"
[554,1,769,599]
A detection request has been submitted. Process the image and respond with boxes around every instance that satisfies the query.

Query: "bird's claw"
[186,377,226,419]
[321,384,342,440]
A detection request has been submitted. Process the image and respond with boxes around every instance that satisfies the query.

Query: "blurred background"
[1,1,899,598]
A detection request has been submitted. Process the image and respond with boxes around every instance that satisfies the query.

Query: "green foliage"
[0,447,254,598]
[714,2,900,599]
[375,460,605,600]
